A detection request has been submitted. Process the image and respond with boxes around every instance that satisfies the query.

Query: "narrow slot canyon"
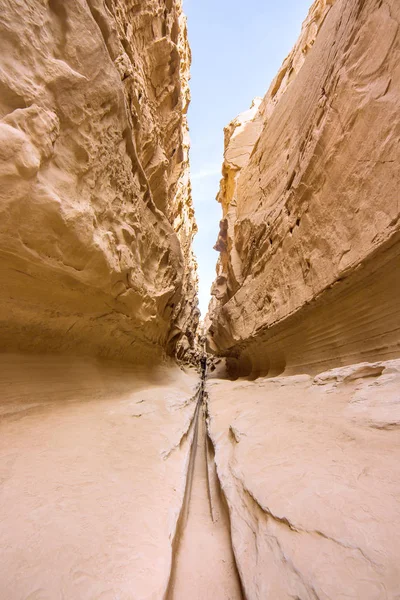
[0,0,400,598]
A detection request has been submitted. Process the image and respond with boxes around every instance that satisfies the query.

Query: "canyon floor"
[0,354,200,599]
[207,360,400,599]
[1,354,399,599]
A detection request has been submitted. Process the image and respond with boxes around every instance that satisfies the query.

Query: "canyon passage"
[0,0,400,599]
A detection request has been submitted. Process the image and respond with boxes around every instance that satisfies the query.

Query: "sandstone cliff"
[0,0,198,363]
[204,8,400,593]
[208,0,400,378]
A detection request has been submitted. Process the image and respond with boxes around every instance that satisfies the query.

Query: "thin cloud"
[191,167,221,180]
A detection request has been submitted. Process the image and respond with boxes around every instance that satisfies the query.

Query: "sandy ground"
[0,353,200,600]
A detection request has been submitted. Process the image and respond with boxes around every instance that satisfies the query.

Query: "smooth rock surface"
[0,353,199,599]
[1,1,400,599]
[206,359,400,599]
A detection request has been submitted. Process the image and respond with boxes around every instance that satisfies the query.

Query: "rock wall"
[208,0,400,377]
[0,0,198,363]
[205,3,400,597]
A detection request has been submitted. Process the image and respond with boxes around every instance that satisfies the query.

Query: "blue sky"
[183,0,312,315]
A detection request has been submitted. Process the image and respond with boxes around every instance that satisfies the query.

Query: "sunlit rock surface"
[208,0,400,377]
[205,5,400,595]
[0,0,198,363]
[206,359,400,599]
[0,354,199,599]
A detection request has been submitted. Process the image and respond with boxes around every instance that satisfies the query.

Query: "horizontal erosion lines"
[218,236,400,377]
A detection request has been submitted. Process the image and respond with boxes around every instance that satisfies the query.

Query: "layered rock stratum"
[0,0,198,363]
[208,0,400,378]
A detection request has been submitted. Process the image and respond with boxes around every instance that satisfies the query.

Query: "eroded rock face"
[2,1,400,598]
[208,0,400,377]
[205,4,400,596]
[0,0,198,363]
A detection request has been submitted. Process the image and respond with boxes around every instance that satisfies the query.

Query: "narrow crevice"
[164,380,203,599]
[204,430,216,522]
[165,360,244,599]
[161,387,202,460]
[203,391,247,600]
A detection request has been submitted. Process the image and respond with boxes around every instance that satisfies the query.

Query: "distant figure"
[200,355,207,377]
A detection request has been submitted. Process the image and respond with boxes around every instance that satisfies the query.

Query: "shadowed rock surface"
[0,0,198,363]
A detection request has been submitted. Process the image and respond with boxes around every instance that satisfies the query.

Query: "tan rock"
[166,405,243,600]
[206,359,400,599]
[1,1,400,598]
[0,353,200,599]
[0,0,198,363]
[207,0,400,377]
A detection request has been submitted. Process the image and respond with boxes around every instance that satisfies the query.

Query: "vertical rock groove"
[165,368,243,599]
[165,383,202,599]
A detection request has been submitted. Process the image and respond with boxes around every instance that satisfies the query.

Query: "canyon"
[0,0,399,599]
